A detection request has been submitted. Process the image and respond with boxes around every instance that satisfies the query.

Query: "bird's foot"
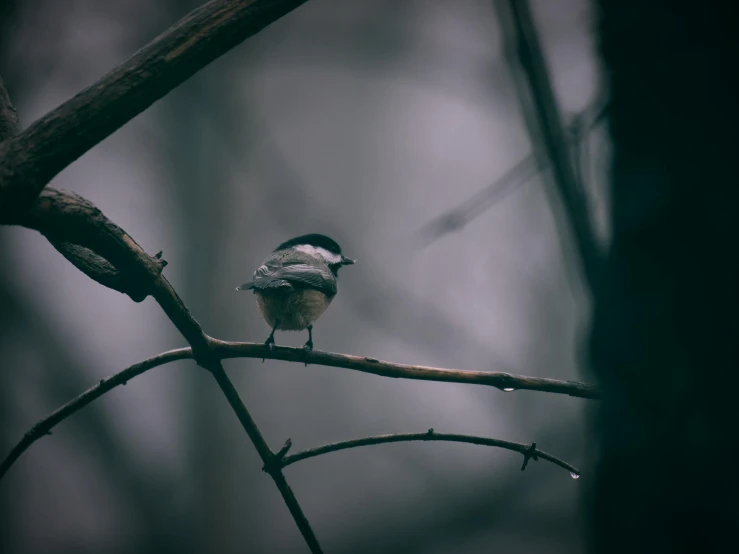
[263,335,276,362]
[302,340,313,366]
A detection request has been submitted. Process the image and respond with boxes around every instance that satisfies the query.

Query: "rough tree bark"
[589,1,739,552]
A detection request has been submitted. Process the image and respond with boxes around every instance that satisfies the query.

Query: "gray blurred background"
[0,0,609,552]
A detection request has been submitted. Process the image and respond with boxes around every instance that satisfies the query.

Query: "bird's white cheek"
[294,244,343,264]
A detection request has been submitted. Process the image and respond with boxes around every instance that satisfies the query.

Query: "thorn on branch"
[520,442,539,471]
[153,251,168,269]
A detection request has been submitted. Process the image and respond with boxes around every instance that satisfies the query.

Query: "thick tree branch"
[0,0,310,218]
[4,187,167,301]
[0,81,166,301]
[278,430,580,476]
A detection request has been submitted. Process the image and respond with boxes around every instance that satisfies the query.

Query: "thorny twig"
[277,431,580,476]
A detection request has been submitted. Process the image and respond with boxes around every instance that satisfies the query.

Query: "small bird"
[236,234,355,351]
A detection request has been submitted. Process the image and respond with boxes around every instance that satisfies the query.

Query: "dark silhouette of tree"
[589,2,739,552]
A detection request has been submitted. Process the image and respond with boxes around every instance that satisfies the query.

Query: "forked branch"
[0,342,598,480]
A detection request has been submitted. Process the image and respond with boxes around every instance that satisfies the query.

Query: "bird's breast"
[255,289,333,330]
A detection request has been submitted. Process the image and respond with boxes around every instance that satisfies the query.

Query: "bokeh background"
[0,1,609,552]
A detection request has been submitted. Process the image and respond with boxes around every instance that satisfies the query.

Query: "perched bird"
[236,234,355,350]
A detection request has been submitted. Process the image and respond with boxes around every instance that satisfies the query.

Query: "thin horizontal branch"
[211,341,602,399]
[0,341,600,479]
[278,430,580,476]
[0,0,310,218]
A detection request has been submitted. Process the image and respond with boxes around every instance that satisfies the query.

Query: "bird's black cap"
[274,233,343,254]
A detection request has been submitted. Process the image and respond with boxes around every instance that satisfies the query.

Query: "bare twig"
[0,0,310,218]
[497,0,603,294]
[278,430,580,476]
[0,349,192,480]
[0,341,600,480]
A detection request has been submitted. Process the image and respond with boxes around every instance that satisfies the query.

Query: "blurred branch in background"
[419,155,541,245]
[496,0,603,296]
[420,96,609,247]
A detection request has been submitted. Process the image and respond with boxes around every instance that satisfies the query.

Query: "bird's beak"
[341,256,356,265]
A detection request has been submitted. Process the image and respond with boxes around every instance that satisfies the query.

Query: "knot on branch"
[520,442,539,471]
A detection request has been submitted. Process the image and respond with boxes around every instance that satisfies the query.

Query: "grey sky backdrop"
[0,1,609,552]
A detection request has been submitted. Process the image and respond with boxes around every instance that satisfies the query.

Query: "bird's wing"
[237,259,337,296]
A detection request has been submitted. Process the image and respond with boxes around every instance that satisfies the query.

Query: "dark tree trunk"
[590,1,739,552]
